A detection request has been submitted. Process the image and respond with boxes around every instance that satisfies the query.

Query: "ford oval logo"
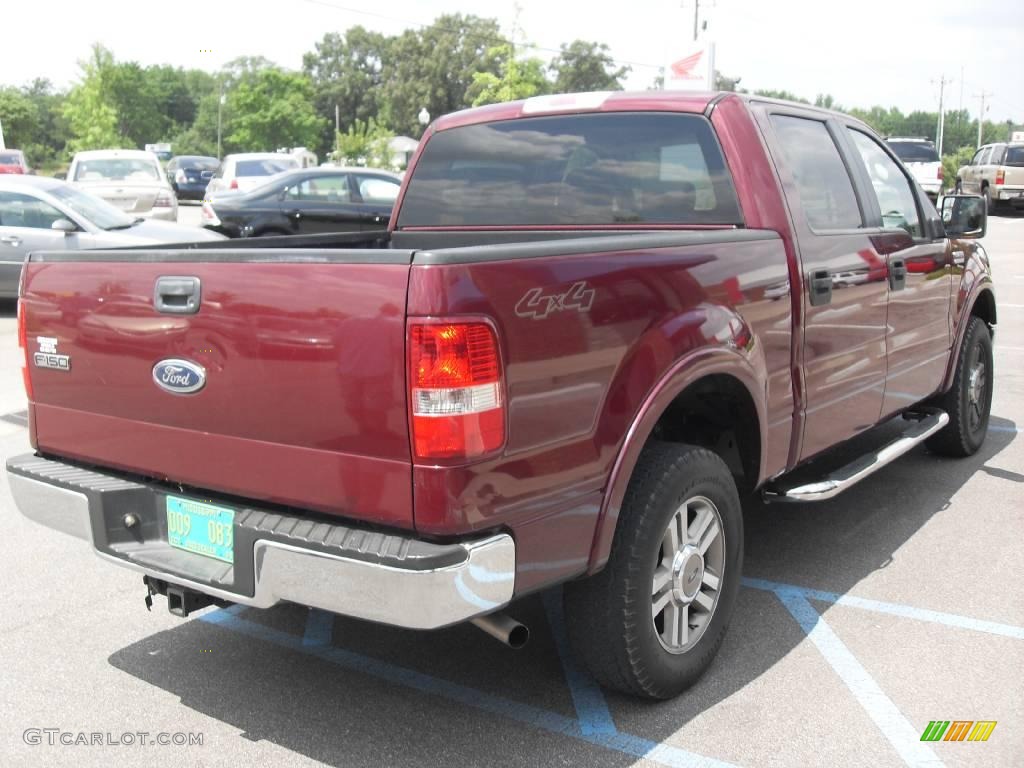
[153,359,206,394]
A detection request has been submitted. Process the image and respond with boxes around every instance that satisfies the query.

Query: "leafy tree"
[468,44,549,107]
[304,27,390,154]
[383,14,506,136]
[715,71,742,92]
[549,40,629,93]
[753,89,809,104]
[0,87,39,152]
[63,44,124,153]
[225,68,327,152]
[332,117,394,167]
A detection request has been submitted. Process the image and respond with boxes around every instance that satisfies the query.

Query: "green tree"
[63,44,124,153]
[468,44,549,107]
[225,68,327,152]
[21,79,70,165]
[549,40,629,93]
[753,88,809,104]
[332,117,394,167]
[0,87,39,152]
[304,27,390,154]
[715,71,742,92]
[383,14,506,136]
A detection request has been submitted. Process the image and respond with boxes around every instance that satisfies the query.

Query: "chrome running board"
[763,409,949,503]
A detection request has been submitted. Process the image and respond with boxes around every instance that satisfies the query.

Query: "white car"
[66,149,178,221]
[205,153,300,196]
[0,176,224,298]
[885,138,943,200]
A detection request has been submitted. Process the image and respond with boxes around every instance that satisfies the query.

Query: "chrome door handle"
[0,236,21,247]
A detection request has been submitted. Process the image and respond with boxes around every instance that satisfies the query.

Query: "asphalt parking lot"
[0,213,1021,768]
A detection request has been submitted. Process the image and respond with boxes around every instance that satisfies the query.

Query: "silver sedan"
[0,176,225,298]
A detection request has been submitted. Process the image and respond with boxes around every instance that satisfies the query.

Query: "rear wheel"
[564,443,743,699]
[927,316,993,457]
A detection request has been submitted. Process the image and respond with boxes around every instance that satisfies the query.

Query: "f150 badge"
[515,281,595,320]
[34,336,70,371]
[153,359,206,394]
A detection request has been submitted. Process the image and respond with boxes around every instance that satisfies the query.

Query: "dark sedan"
[166,155,219,201]
[200,167,402,237]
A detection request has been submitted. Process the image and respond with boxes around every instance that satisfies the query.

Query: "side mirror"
[941,194,987,239]
[53,172,67,180]
[51,219,77,235]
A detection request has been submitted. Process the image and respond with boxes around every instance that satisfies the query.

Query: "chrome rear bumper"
[6,454,515,629]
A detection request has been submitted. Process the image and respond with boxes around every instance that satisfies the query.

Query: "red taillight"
[937,166,944,180]
[229,178,238,190]
[996,169,1005,185]
[409,322,504,460]
[18,298,33,400]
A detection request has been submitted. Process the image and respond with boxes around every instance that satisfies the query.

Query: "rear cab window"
[887,142,939,163]
[397,113,742,227]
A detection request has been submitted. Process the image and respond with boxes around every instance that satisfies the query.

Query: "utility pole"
[932,74,952,156]
[975,90,993,147]
[692,0,701,41]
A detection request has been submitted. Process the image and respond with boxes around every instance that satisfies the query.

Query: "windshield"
[1005,147,1024,167]
[398,113,742,227]
[49,184,136,230]
[74,158,161,182]
[0,152,24,165]
[887,142,939,163]
[235,158,298,177]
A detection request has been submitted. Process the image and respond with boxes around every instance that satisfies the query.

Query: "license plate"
[112,198,135,210]
[166,495,234,563]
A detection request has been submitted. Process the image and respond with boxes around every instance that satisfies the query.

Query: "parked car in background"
[886,138,942,200]
[201,167,401,237]
[204,153,300,197]
[165,155,219,201]
[66,150,177,221]
[0,176,224,298]
[956,141,1024,212]
[0,149,29,175]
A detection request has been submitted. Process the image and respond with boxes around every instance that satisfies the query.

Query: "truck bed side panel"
[407,231,792,594]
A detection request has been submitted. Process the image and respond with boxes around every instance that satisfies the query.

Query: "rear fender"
[587,346,767,573]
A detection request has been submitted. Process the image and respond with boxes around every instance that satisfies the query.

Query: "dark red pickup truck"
[8,91,996,699]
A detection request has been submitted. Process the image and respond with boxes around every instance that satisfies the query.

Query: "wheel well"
[971,289,997,329]
[648,374,761,495]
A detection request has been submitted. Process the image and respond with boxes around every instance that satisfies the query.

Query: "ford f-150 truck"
[8,91,996,700]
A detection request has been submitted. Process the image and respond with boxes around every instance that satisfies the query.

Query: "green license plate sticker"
[166,495,235,564]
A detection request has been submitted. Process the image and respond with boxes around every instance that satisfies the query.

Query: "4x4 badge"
[515,281,595,320]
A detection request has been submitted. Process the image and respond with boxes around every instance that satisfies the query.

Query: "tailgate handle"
[154,276,201,314]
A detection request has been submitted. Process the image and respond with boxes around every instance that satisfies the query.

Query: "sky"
[3,0,1022,122]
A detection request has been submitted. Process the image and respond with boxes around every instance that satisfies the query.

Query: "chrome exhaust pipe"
[470,612,529,649]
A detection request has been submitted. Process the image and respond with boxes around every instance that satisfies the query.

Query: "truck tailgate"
[20,249,414,529]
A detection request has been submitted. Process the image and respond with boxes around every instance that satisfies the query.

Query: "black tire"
[927,316,993,457]
[981,184,991,214]
[563,442,743,699]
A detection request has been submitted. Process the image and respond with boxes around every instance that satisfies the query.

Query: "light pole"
[216,85,226,160]
[418,108,430,130]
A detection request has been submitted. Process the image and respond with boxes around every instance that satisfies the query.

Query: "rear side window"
[988,145,1006,165]
[770,115,862,230]
[1005,147,1024,167]
[397,113,742,227]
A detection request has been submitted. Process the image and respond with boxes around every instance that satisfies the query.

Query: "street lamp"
[418,108,430,126]
[217,87,226,160]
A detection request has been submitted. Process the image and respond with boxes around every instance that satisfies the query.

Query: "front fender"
[941,241,995,393]
[586,345,768,574]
